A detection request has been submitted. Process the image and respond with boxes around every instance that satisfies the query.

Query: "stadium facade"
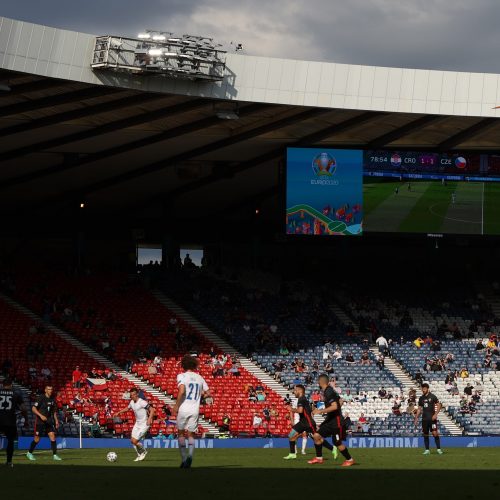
[2,16,500,117]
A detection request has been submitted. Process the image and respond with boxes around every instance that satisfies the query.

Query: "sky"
[2,0,500,72]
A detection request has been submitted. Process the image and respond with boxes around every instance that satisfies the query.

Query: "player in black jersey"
[415,383,443,455]
[26,385,62,461]
[283,385,316,460]
[0,378,27,467]
[310,374,355,466]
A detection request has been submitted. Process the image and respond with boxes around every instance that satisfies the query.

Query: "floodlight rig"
[92,30,226,81]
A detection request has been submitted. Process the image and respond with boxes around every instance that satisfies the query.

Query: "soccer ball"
[106,451,118,462]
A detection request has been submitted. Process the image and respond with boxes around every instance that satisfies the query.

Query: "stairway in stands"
[0,293,220,436]
[152,290,290,399]
[368,347,463,436]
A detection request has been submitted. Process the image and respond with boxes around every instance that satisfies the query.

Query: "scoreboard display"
[364,151,471,171]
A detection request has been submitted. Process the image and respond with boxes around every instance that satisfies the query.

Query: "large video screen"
[286,148,500,236]
[286,148,363,236]
[363,150,500,235]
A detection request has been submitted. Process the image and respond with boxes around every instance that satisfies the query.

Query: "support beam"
[0,92,168,138]
[437,118,499,151]
[0,86,119,118]
[367,115,442,148]
[0,102,265,191]
[0,97,209,166]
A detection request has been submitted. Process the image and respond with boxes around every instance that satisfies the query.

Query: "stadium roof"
[1,16,500,231]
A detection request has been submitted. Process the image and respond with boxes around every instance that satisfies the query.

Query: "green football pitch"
[363,180,500,235]
[2,448,499,499]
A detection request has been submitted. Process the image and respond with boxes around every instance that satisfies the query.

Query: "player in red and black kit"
[26,385,62,461]
[310,374,354,466]
[0,378,27,467]
[415,382,443,455]
[283,385,316,460]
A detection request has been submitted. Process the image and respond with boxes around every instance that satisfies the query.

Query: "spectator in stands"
[357,413,370,433]
[408,388,417,404]
[252,412,262,436]
[332,347,343,362]
[392,398,402,416]
[40,367,51,381]
[414,337,424,349]
[484,355,492,368]
[360,351,371,366]
[345,353,355,365]
[464,383,473,396]
[406,401,416,415]
[378,387,387,399]
[311,390,321,407]
[375,334,388,354]
[221,414,231,433]
[415,370,424,386]
[376,354,385,370]
[459,367,469,379]
[471,391,481,404]
[72,366,82,388]
[324,361,334,374]
[475,339,485,351]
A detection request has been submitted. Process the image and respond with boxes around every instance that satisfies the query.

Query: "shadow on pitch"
[1,466,498,500]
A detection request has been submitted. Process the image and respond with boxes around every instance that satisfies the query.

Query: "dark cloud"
[2,0,500,72]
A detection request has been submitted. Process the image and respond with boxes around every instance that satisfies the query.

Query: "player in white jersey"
[172,355,210,468]
[114,388,155,462]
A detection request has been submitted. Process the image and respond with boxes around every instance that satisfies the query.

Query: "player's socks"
[28,441,37,454]
[178,435,188,464]
[136,443,145,454]
[322,440,333,451]
[289,441,296,454]
[423,435,430,450]
[314,443,323,458]
[6,440,14,463]
[340,448,352,461]
[434,436,441,450]
[301,438,307,454]
[332,447,338,459]
[188,436,195,458]
[50,440,57,455]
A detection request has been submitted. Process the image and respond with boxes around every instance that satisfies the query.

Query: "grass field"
[2,448,499,499]
[364,180,500,235]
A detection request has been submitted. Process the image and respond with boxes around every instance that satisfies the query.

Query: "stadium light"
[92,31,227,81]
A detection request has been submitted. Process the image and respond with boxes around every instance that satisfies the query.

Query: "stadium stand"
[4,268,292,436]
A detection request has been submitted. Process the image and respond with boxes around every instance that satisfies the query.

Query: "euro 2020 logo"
[312,152,336,177]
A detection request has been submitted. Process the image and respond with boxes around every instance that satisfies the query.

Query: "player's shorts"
[292,421,315,435]
[0,424,18,441]
[131,423,150,440]
[34,418,56,436]
[176,410,199,433]
[317,420,345,446]
[422,419,438,434]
